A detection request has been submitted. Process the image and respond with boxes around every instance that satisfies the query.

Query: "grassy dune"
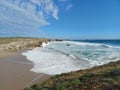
[0,37,18,44]
[0,37,50,52]
[0,37,47,45]
[25,61,120,90]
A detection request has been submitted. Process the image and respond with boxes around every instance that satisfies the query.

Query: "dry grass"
[0,37,35,44]
[0,37,51,52]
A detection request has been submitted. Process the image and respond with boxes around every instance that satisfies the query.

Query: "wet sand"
[0,52,51,90]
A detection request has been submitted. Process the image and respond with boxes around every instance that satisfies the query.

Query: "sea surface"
[22,40,120,75]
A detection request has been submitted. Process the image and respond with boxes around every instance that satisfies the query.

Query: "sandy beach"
[0,51,50,90]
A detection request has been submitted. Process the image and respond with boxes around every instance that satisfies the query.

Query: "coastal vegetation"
[24,61,120,90]
[0,37,50,44]
[0,37,50,52]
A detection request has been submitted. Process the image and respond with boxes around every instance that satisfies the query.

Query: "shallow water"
[22,40,120,75]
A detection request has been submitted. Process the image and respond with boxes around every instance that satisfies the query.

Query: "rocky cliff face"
[0,38,50,52]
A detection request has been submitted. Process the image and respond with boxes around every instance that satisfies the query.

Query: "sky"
[0,0,120,39]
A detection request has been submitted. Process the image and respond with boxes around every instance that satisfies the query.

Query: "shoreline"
[0,51,51,90]
[27,60,120,90]
[0,38,54,90]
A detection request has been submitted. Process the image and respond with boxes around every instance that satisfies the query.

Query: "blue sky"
[0,0,120,39]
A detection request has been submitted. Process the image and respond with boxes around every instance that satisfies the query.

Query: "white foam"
[69,54,77,59]
[22,47,90,75]
[62,41,113,48]
[41,42,50,48]
[22,41,120,75]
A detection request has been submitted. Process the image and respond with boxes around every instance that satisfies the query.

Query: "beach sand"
[0,51,51,90]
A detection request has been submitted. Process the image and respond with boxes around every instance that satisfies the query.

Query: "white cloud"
[0,0,73,37]
[66,4,73,10]
[58,0,73,11]
[52,7,59,20]
[58,0,68,2]
[0,0,59,37]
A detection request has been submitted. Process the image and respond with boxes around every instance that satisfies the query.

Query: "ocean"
[22,40,120,75]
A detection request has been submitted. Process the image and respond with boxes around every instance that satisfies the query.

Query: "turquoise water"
[22,40,120,75]
[46,41,120,65]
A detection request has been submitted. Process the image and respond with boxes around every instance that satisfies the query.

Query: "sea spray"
[41,42,50,48]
